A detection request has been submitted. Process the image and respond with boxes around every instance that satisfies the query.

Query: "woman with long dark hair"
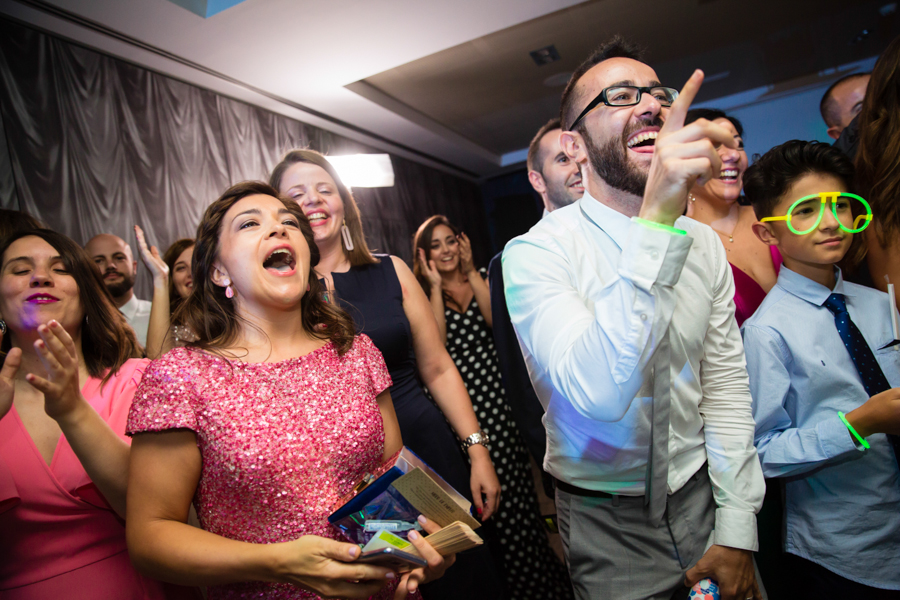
[853,35,900,308]
[684,108,780,325]
[136,229,196,359]
[413,215,573,600]
[270,151,505,599]
[0,228,187,599]
[125,182,450,599]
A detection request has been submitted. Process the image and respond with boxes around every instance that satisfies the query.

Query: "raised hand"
[134,225,169,285]
[25,320,84,422]
[0,344,22,420]
[417,248,442,291]
[641,70,738,226]
[457,233,475,275]
[393,516,455,599]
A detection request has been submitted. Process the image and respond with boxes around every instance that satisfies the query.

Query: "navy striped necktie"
[823,293,900,469]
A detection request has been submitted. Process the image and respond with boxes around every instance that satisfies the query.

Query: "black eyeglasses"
[568,86,679,130]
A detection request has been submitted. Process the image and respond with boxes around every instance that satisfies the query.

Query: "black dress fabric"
[329,256,506,600]
[442,270,573,600]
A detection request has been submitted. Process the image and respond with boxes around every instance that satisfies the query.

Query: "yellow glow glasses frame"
[759,192,873,235]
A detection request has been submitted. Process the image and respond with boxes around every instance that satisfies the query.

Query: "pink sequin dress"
[127,335,396,600]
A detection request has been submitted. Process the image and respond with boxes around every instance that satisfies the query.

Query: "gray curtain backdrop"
[0,18,490,298]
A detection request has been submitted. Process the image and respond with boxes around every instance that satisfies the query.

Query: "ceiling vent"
[530,45,561,66]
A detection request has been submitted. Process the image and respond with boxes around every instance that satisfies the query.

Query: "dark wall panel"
[0,17,489,296]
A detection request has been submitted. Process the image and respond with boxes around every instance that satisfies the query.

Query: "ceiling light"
[325,154,395,188]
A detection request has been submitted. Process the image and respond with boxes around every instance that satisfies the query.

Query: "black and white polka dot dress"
[440,271,573,600]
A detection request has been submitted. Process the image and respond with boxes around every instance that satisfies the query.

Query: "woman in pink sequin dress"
[125,182,450,600]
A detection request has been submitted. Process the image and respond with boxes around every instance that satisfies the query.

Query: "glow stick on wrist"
[838,411,870,450]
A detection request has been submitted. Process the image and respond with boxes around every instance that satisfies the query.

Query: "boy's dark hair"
[559,36,644,132]
[743,140,855,221]
[685,108,744,137]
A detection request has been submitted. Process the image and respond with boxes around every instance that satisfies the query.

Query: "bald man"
[820,73,870,140]
[85,233,152,346]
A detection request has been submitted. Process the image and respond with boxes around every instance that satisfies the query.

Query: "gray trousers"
[557,468,715,600]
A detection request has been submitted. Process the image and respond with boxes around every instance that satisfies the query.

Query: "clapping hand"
[0,328,21,420]
[457,233,475,275]
[25,320,84,422]
[417,248,442,292]
[134,225,169,286]
[641,70,738,226]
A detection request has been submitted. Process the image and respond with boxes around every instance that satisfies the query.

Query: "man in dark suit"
[488,118,583,494]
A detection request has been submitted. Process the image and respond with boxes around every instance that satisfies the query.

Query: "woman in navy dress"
[270,150,505,600]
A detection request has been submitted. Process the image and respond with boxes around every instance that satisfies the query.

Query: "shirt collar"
[119,294,138,319]
[776,265,854,307]
[578,190,634,250]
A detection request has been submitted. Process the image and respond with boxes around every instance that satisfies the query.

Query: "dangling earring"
[223,278,234,299]
[689,193,696,203]
[341,219,355,252]
[0,319,6,335]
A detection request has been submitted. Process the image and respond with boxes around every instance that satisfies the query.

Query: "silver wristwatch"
[461,431,491,452]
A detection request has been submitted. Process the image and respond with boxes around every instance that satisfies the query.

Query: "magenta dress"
[731,245,783,326]
[126,336,398,600]
[0,359,175,600]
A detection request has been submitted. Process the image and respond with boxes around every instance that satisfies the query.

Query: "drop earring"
[0,319,6,335]
[341,219,355,252]
[223,278,234,299]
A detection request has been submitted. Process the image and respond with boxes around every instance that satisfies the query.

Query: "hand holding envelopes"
[329,447,482,554]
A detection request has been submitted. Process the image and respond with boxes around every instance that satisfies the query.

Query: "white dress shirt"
[119,294,152,348]
[502,192,764,551]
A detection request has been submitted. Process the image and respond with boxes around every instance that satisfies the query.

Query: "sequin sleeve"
[126,348,200,436]
[355,334,393,397]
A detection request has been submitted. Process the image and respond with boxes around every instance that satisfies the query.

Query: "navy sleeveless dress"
[329,256,506,600]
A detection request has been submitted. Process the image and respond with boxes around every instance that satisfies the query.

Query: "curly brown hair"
[175,181,357,356]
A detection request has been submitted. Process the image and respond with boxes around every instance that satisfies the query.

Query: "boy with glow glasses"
[741,140,900,596]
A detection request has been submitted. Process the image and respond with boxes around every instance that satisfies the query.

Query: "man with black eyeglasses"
[502,37,765,599]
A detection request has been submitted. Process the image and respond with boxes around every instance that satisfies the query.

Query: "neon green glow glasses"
[759,192,873,235]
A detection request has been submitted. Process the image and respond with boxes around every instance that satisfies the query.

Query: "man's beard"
[545,179,580,211]
[582,118,662,198]
[105,272,135,298]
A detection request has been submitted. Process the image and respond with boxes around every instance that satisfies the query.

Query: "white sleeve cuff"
[713,507,759,552]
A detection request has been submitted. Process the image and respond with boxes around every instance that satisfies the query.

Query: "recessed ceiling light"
[530,45,561,66]
[543,72,572,87]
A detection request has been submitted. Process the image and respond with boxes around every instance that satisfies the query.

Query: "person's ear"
[826,125,842,141]
[559,130,587,166]
[133,260,138,273]
[210,263,231,288]
[751,221,779,247]
[528,170,547,194]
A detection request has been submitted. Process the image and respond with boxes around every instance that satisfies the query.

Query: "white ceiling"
[0,0,587,178]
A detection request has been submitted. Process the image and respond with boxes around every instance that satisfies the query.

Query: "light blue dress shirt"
[503,193,764,551]
[742,266,900,589]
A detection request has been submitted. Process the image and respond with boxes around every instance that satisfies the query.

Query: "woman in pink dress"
[125,181,451,600]
[684,109,782,325]
[0,228,188,599]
